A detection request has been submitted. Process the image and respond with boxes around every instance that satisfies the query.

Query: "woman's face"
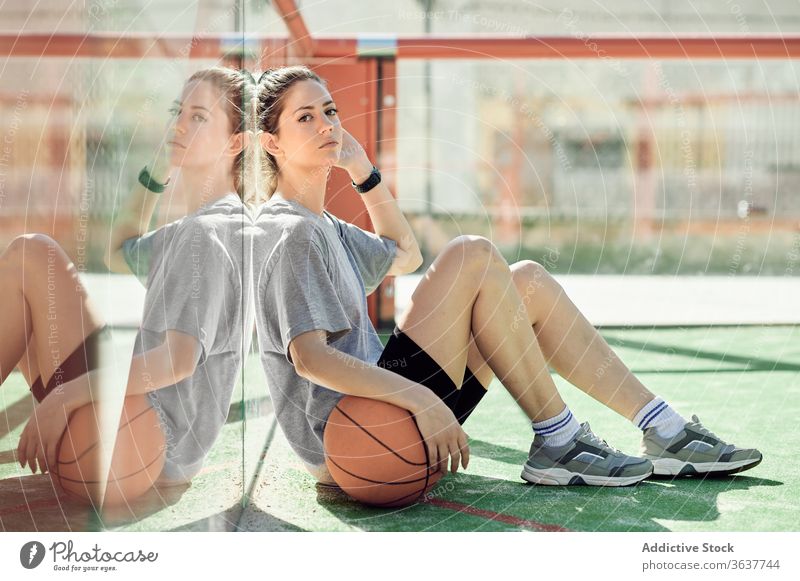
[167,79,236,170]
[262,79,342,172]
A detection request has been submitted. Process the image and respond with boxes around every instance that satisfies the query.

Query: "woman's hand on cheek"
[335,128,371,179]
[148,116,177,180]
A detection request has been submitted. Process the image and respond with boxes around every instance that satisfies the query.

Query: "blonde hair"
[256,65,325,198]
[187,67,259,205]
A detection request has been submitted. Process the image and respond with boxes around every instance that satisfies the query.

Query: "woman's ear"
[259,131,282,158]
[228,130,253,156]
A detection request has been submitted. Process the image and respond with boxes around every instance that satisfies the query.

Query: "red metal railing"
[1,33,798,61]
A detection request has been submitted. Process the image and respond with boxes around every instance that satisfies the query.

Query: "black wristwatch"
[352,166,381,194]
[138,166,170,194]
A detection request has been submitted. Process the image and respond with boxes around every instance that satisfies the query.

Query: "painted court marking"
[424,497,571,531]
[0,496,66,517]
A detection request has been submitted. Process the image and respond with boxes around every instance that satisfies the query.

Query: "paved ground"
[238,325,799,532]
[2,326,797,532]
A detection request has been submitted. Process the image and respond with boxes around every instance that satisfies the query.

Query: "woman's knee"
[440,235,507,275]
[2,234,62,270]
[511,259,551,283]
[511,259,559,301]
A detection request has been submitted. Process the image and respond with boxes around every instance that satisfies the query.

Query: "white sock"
[532,405,581,448]
[633,397,687,438]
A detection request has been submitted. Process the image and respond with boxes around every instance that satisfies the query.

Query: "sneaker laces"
[688,414,727,445]
[580,422,623,455]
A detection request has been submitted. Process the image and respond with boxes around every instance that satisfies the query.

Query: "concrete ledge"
[395,274,800,327]
[83,273,800,329]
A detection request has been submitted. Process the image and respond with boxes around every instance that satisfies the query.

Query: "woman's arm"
[62,329,201,410]
[337,130,423,276]
[105,135,172,274]
[17,330,200,473]
[290,330,469,474]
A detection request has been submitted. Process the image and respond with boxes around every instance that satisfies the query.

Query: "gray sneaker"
[522,422,653,487]
[642,414,763,477]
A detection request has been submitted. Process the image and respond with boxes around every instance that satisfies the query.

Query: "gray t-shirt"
[123,193,254,481]
[253,194,397,468]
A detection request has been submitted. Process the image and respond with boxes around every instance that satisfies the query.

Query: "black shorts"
[376,327,487,424]
[31,325,111,403]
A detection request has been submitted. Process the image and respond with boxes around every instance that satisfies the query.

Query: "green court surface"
[1,326,798,532]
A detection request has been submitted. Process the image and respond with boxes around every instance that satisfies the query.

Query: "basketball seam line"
[332,404,427,466]
[326,455,432,486]
[50,451,164,485]
[410,413,432,503]
[56,405,155,466]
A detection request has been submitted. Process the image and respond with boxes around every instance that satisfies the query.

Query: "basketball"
[52,394,166,507]
[323,395,443,508]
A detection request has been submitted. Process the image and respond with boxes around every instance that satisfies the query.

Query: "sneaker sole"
[646,455,763,477]
[521,465,652,487]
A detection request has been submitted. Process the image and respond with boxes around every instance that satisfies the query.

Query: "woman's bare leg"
[448,259,656,420]
[0,234,105,389]
[396,236,565,422]
[464,335,493,389]
[508,260,655,420]
[14,334,41,389]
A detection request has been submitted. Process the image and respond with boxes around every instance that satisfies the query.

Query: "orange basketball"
[324,396,443,508]
[52,394,166,507]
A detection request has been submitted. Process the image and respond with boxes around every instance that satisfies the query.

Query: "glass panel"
[0,1,248,531]
[397,59,800,274]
